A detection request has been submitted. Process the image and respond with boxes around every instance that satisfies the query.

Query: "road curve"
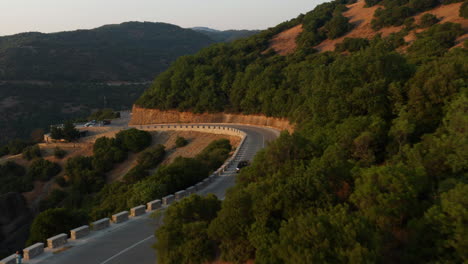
[34,124,279,264]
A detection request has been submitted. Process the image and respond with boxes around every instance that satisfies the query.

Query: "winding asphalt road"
[32,125,279,264]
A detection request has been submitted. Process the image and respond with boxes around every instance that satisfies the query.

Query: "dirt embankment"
[129,105,294,132]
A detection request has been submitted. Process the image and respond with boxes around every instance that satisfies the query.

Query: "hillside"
[0,22,220,144]
[136,0,468,263]
[192,27,261,42]
[0,22,215,82]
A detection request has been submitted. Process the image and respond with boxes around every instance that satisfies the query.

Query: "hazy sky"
[0,0,326,36]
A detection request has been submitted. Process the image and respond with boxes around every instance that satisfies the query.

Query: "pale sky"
[0,0,327,36]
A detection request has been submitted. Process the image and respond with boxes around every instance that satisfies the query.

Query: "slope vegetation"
[136,0,467,263]
[0,22,214,82]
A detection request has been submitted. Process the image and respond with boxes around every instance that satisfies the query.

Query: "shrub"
[28,158,61,181]
[27,208,88,245]
[0,145,8,157]
[115,128,152,152]
[408,0,439,11]
[175,136,188,148]
[0,161,31,195]
[365,0,383,6]
[55,176,68,187]
[335,38,370,52]
[323,14,354,39]
[39,189,67,211]
[461,0,468,18]
[53,147,67,159]
[22,145,41,160]
[419,13,440,27]
[372,6,415,30]
[137,144,166,168]
[154,194,221,264]
[123,164,149,184]
[88,108,120,121]
[6,139,31,155]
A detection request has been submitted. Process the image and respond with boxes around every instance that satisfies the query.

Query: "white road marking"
[99,235,154,264]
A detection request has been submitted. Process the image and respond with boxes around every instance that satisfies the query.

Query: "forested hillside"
[192,27,261,42]
[0,22,215,82]
[137,0,468,263]
[0,22,220,143]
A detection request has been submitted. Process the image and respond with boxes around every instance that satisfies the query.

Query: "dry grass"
[266,0,466,54]
[107,131,241,182]
[267,24,303,55]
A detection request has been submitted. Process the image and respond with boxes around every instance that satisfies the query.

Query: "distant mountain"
[0,22,215,82]
[191,27,260,42]
[0,21,220,143]
[191,27,220,33]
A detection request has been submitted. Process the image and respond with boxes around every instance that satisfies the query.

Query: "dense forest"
[137,0,468,263]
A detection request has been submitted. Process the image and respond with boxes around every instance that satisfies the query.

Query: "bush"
[39,189,67,211]
[372,6,415,30]
[154,194,221,264]
[335,38,370,52]
[55,176,68,187]
[175,136,188,148]
[365,0,383,6]
[115,128,152,152]
[137,144,166,168]
[88,108,120,121]
[6,139,31,155]
[22,145,41,160]
[323,14,354,39]
[65,156,105,193]
[0,145,8,157]
[27,208,88,245]
[53,147,67,159]
[419,13,440,27]
[123,164,149,184]
[408,0,439,11]
[0,161,31,195]
[461,0,468,18]
[28,158,61,181]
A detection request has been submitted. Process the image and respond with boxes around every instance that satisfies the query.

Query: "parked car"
[84,120,97,127]
[236,160,250,173]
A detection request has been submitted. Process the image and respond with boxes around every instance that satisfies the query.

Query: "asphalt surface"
[32,124,279,264]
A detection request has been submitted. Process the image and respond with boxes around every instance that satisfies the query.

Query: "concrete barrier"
[195,182,203,191]
[47,233,67,249]
[186,186,196,195]
[70,226,90,240]
[0,255,16,264]
[175,190,187,200]
[147,199,161,211]
[162,194,175,206]
[23,243,44,260]
[130,205,146,217]
[112,211,129,223]
[92,218,110,231]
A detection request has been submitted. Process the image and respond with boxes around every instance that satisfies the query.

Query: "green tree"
[28,158,61,181]
[155,194,221,264]
[22,145,41,160]
[115,128,152,152]
[27,208,88,245]
[276,205,379,264]
[175,136,188,148]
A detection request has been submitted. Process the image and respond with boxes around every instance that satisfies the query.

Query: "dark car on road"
[236,160,250,173]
